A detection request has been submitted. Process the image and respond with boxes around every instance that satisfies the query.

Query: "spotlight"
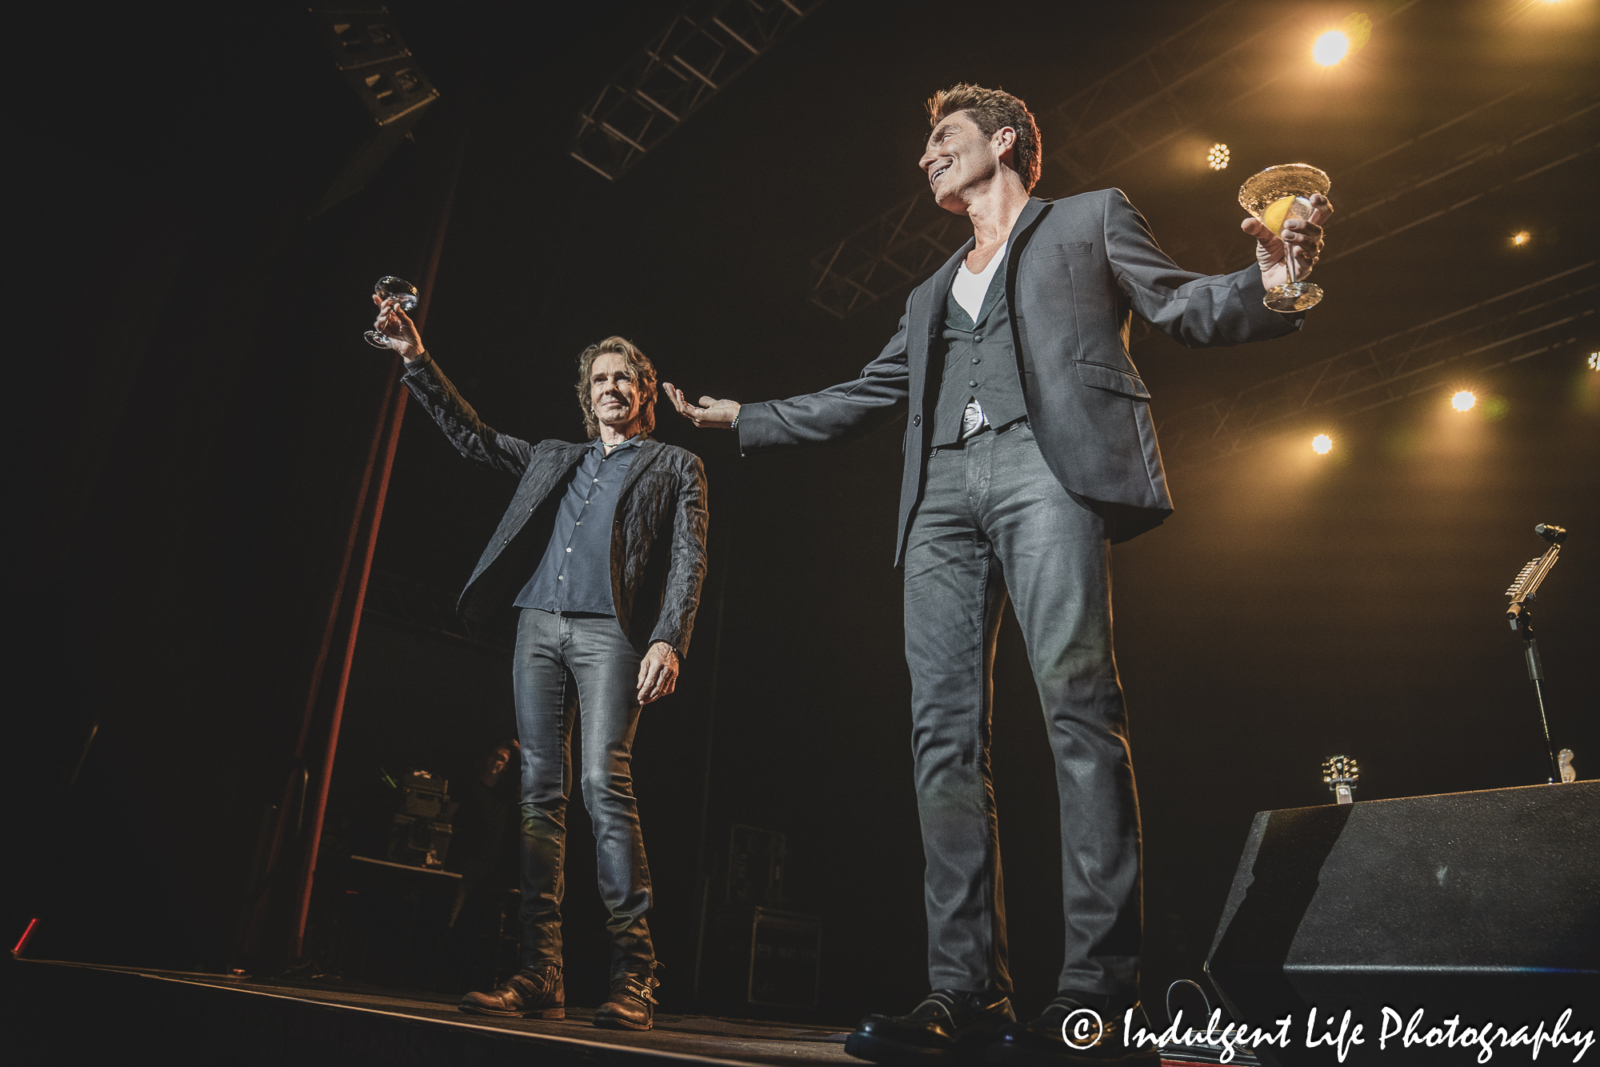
[1588,352,1599,370]
[1207,144,1230,170]
[1512,231,1531,246]
[1452,390,1476,411]
[1313,30,1351,66]
[1312,434,1333,454]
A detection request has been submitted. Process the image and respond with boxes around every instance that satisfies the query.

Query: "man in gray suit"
[666,84,1329,1064]
[372,301,709,1031]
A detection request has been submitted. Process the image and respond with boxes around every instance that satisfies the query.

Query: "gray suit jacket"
[737,189,1301,558]
[402,357,709,655]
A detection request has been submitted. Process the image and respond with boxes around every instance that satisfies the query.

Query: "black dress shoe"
[459,965,564,1018]
[845,990,1016,1066]
[986,997,1158,1065]
[592,972,659,1031]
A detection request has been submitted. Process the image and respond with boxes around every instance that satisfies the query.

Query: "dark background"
[12,0,1597,1026]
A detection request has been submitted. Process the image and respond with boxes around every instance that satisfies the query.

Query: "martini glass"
[1238,164,1330,312]
[364,275,420,348]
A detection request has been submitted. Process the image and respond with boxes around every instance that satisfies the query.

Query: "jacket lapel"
[1004,197,1053,277]
[616,438,665,502]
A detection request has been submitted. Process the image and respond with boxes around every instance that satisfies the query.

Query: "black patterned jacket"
[401,356,709,656]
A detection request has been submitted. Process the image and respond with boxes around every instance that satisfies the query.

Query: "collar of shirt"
[594,433,645,456]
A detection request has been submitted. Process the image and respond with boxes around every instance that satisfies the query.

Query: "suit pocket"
[1076,360,1151,399]
[1033,241,1094,259]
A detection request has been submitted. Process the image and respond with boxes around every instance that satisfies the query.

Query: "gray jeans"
[512,608,654,979]
[904,422,1140,1006]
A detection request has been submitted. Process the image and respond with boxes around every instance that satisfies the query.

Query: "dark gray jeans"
[904,422,1140,1006]
[512,608,654,979]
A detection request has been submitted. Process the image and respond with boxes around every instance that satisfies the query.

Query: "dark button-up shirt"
[514,434,643,615]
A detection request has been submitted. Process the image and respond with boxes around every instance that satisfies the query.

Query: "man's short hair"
[925,84,1042,193]
[575,336,658,439]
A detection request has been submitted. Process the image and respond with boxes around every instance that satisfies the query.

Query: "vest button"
[972,357,981,364]
[968,380,978,388]
[973,333,983,342]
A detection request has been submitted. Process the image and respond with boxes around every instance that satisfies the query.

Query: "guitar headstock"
[1323,755,1359,805]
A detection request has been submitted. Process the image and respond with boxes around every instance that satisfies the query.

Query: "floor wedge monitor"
[1205,782,1598,1066]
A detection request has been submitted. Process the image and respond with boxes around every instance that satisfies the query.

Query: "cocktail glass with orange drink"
[1238,164,1330,312]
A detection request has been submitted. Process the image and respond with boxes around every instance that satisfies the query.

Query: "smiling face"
[919,109,1015,213]
[589,351,644,436]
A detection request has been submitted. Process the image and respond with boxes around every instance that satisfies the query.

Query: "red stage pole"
[287,154,461,959]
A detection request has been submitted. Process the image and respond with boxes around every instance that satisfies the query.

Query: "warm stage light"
[1512,231,1531,246]
[1589,352,1599,370]
[1452,390,1477,411]
[1313,30,1351,66]
[1312,434,1333,454]
[1207,144,1230,170]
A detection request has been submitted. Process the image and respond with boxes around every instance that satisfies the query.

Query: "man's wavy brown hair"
[575,336,657,439]
[925,84,1042,193]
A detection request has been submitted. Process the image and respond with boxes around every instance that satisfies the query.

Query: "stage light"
[1589,352,1599,370]
[1313,30,1351,65]
[1512,231,1531,246]
[1312,434,1333,454]
[1208,144,1230,170]
[1452,390,1476,411]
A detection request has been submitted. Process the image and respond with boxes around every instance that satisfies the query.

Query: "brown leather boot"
[459,965,564,1018]
[592,972,659,1031]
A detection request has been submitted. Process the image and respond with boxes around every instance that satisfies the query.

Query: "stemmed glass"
[1238,164,1330,312]
[363,276,420,348]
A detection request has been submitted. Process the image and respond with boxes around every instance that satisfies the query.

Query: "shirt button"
[565,547,572,553]
[593,478,599,483]
[576,520,582,526]
[557,575,564,581]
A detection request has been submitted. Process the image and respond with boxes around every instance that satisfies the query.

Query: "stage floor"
[12,958,1229,1066]
[14,957,859,1067]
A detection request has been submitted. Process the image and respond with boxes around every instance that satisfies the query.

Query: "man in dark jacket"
[666,84,1328,1064]
[372,299,709,1031]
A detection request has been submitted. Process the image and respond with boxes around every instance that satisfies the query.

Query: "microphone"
[1535,524,1567,545]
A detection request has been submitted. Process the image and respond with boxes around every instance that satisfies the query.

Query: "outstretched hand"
[370,292,424,361]
[1242,192,1333,295]
[663,383,741,429]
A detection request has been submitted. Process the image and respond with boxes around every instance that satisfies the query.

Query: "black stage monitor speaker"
[1206,782,1598,1066]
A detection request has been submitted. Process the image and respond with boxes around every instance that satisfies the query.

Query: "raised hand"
[663,382,741,429]
[370,291,425,361]
[1242,192,1333,292]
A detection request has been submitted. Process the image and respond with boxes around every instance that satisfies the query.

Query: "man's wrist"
[401,348,429,367]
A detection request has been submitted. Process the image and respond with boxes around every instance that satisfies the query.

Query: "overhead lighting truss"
[1155,261,1598,468]
[571,0,822,181]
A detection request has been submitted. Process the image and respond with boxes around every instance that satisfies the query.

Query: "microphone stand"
[1504,525,1566,784]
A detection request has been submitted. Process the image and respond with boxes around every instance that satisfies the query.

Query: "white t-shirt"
[950,241,1008,322]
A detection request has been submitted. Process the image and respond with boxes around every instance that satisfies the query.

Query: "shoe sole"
[592,1016,652,1031]
[459,1006,566,1019]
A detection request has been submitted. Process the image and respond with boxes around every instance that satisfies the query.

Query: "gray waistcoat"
[928,258,1028,447]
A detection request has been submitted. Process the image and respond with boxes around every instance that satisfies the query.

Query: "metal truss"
[807,1,1423,318]
[571,0,821,181]
[1155,261,1598,468]
[1327,90,1599,264]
